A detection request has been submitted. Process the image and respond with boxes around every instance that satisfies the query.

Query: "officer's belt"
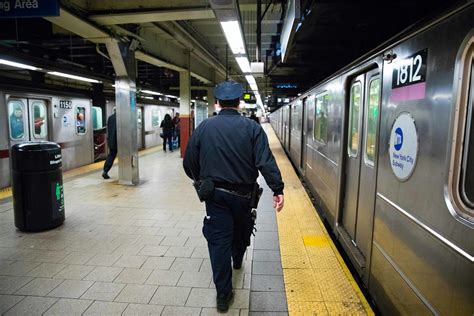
[215,187,252,199]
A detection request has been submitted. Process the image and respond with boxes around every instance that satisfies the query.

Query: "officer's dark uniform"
[183,81,284,309]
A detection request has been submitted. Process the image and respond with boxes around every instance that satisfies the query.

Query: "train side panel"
[372,7,474,315]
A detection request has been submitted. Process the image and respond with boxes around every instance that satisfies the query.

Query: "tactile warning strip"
[266,125,374,316]
[0,146,162,201]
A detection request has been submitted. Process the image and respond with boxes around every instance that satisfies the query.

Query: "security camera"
[129,39,140,52]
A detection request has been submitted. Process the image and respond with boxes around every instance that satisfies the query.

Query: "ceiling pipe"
[257,0,262,62]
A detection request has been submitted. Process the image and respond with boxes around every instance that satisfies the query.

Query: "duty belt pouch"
[249,183,264,209]
[198,178,215,202]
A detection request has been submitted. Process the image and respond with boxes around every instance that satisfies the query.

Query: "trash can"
[11,141,65,231]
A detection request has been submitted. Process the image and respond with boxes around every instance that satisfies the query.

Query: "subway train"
[270,4,473,315]
[0,87,178,189]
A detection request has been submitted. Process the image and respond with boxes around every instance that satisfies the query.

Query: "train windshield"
[76,106,86,135]
[8,100,25,140]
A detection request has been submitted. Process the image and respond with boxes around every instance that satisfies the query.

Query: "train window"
[292,102,302,131]
[365,78,380,164]
[137,108,143,130]
[8,100,26,140]
[152,108,160,127]
[460,63,474,211]
[92,106,103,130]
[314,93,328,143]
[349,82,362,156]
[32,101,48,139]
[76,106,86,135]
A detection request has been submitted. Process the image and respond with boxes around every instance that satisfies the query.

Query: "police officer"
[183,80,284,312]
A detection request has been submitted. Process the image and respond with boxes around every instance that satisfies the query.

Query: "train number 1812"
[392,49,427,89]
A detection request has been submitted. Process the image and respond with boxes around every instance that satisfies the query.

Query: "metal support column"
[207,88,216,116]
[179,51,192,158]
[106,41,139,185]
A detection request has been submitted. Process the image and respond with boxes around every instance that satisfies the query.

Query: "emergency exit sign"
[0,0,59,18]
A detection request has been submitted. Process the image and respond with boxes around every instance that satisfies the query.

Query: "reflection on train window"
[314,93,328,143]
[32,101,48,139]
[8,100,25,140]
[349,82,362,156]
[138,108,143,130]
[152,108,159,127]
[292,103,301,131]
[76,107,86,135]
[460,63,474,213]
[92,106,103,130]
[365,78,380,164]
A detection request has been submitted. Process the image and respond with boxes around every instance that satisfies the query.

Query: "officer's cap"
[213,80,244,101]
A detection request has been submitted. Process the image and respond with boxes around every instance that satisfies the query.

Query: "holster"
[249,183,263,209]
[194,178,215,202]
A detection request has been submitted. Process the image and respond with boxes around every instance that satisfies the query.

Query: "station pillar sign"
[0,0,59,18]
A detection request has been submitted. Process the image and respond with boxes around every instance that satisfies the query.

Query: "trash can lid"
[12,141,61,152]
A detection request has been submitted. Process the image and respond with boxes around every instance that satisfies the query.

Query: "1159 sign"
[392,49,427,88]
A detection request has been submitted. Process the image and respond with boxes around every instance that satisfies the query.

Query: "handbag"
[159,132,164,138]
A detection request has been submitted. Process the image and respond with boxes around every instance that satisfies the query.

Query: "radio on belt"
[11,141,65,231]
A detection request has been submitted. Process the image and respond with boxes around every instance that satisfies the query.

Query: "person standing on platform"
[102,108,117,179]
[173,112,181,148]
[183,80,285,313]
[249,111,260,125]
[160,114,174,152]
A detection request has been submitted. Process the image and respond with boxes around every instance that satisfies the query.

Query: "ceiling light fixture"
[236,56,251,73]
[220,20,246,55]
[141,90,163,96]
[48,71,100,83]
[0,59,41,71]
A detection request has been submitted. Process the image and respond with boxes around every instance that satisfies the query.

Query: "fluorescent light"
[141,90,162,95]
[220,20,246,54]
[143,96,154,99]
[250,83,258,91]
[48,71,100,83]
[0,59,41,71]
[165,94,176,98]
[236,56,251,73]
[245,75,256,86]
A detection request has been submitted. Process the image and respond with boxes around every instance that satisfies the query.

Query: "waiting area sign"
[0,0,59,18]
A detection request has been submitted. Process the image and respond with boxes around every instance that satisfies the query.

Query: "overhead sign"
[389,112,419,181]
[274,83,298,89]
[0,0,59,18]
[243,93,256,104]
[280,0,300,62]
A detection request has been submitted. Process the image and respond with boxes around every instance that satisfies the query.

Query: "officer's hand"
[273,195,284,212]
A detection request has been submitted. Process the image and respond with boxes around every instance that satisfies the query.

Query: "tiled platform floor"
[0,123,373,315]
[0,146,258,315]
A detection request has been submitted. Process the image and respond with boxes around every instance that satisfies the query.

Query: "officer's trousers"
[203,190,253,295]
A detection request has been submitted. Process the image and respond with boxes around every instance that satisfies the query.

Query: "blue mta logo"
[394,127,403,151]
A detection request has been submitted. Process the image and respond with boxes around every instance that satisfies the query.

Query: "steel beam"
[90,9,214,25]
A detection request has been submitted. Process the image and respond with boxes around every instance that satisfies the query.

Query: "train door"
[7,97,49,145]
[300,97,307,173]
[340,68,381,279]
[137,107,144,150]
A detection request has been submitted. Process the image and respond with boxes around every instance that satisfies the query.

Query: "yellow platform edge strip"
[266,125,374,316]
[0,146,162,201]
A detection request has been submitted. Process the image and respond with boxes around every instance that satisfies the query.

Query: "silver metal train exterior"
[1,88,177,189]
[270,5,473,315]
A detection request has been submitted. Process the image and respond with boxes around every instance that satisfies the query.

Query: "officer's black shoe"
[102,172,110,179]
[216,291,234,313]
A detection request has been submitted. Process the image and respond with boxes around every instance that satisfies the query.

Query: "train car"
[1,87,179,189]
[270,4,473,315]
[1,89,93,189]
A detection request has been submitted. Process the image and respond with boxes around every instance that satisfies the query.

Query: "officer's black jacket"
[183,108,284,196]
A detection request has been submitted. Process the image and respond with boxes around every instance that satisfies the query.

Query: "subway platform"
[0,125,373,315]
